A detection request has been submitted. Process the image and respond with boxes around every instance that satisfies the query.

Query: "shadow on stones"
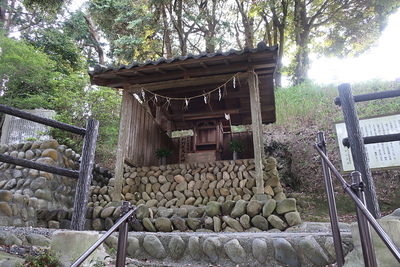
[264,140,300,190]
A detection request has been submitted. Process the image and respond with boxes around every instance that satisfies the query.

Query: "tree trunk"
[170,0,187,55]
[293,42,310,85]
[236,0,254,48]
[293,0,310,85]
[161,4,173,58]
[0,5,5,29]
[84,15,105,65]
[201,0,218,53]
[3,0,16,32]
[264,0,289,87]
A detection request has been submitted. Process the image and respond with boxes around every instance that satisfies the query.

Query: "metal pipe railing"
[71,202,136,267]
[349,171,377,267]
[342,133,400,148]
[334,89,400,106]
[115,201,135,266]
[314,141,400,264]
[316,132,345,266]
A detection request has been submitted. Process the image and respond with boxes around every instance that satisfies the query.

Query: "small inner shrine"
[89,41,278,201]
[186,119,224,162]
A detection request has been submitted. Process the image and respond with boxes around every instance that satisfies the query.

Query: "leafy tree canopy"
[22,27,86,75]
[1,0,69,35]
[84,0,399,84]
[0,33,58,107]
[88,0,164,63]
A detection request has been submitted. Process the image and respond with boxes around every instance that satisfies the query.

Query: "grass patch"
[274,80,400,132]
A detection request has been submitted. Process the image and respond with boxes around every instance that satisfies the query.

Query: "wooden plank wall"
[125,96,175,166]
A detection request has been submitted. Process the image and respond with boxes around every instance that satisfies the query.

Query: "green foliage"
[315,1,399,58]
[0,94,53,110]
[63,10,107,65]
[1,0,65,36]
[88,0,163,63]
[84,0,399,83]
[23,28,86,75]
[20,248,60,267]
[274,80,400,132]
[0,33,60,108]
[22,0,65,13]
[0,30,120,167]
[229,139,245,153]
[51,85,121,165]
[155,147,173,158]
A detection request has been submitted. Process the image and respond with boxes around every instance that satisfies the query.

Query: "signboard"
[335,114,400,172]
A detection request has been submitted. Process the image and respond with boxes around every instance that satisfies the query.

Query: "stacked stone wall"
[0,140,302,232]
[91,157,287,209]
[40,157,302,232]
[0,140,112,227]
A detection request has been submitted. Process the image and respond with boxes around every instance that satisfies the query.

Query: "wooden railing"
[0,104,98,230]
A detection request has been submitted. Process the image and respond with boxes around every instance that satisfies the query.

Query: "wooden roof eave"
[89,56,277,89]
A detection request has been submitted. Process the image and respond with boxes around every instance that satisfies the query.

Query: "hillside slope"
[264,81,400,222]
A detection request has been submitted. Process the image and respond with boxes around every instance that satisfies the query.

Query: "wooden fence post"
[338,83,381,219]
[71,119,99,230]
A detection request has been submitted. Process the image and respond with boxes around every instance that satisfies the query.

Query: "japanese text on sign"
[335,114,400,172]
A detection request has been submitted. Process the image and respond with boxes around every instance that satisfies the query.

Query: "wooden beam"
[247,71,264,195]
[178,65,187,71]
[124,73,248,93]
[112,91,133,201]
[156,68,167,74]
[172,106,274,120]
[123,84,141,94]
[179,109,242,120]
[200,62,208,69]
[0,104,86,135]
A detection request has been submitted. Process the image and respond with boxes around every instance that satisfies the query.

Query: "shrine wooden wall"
[123,93,176,167]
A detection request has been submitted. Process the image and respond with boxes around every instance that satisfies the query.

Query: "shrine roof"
[89,42,278,131]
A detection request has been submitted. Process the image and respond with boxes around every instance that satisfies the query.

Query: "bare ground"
[264,124,400,224]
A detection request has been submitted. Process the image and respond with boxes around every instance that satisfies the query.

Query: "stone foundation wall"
[39,157,302,232]
[0,140,301,232]
[0,140,112,227]
[91,157,287,209]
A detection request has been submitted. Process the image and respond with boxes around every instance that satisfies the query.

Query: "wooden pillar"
[112,90,132,202]
[247,71,264,194]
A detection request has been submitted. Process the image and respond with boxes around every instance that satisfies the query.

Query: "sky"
[308,10,400,85]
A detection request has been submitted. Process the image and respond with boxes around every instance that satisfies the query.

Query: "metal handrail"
[314,140,400,264]
[316,132,345,266]
[71,202,136,267]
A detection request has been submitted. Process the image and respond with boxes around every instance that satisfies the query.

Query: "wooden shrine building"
[89,42,278,201]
